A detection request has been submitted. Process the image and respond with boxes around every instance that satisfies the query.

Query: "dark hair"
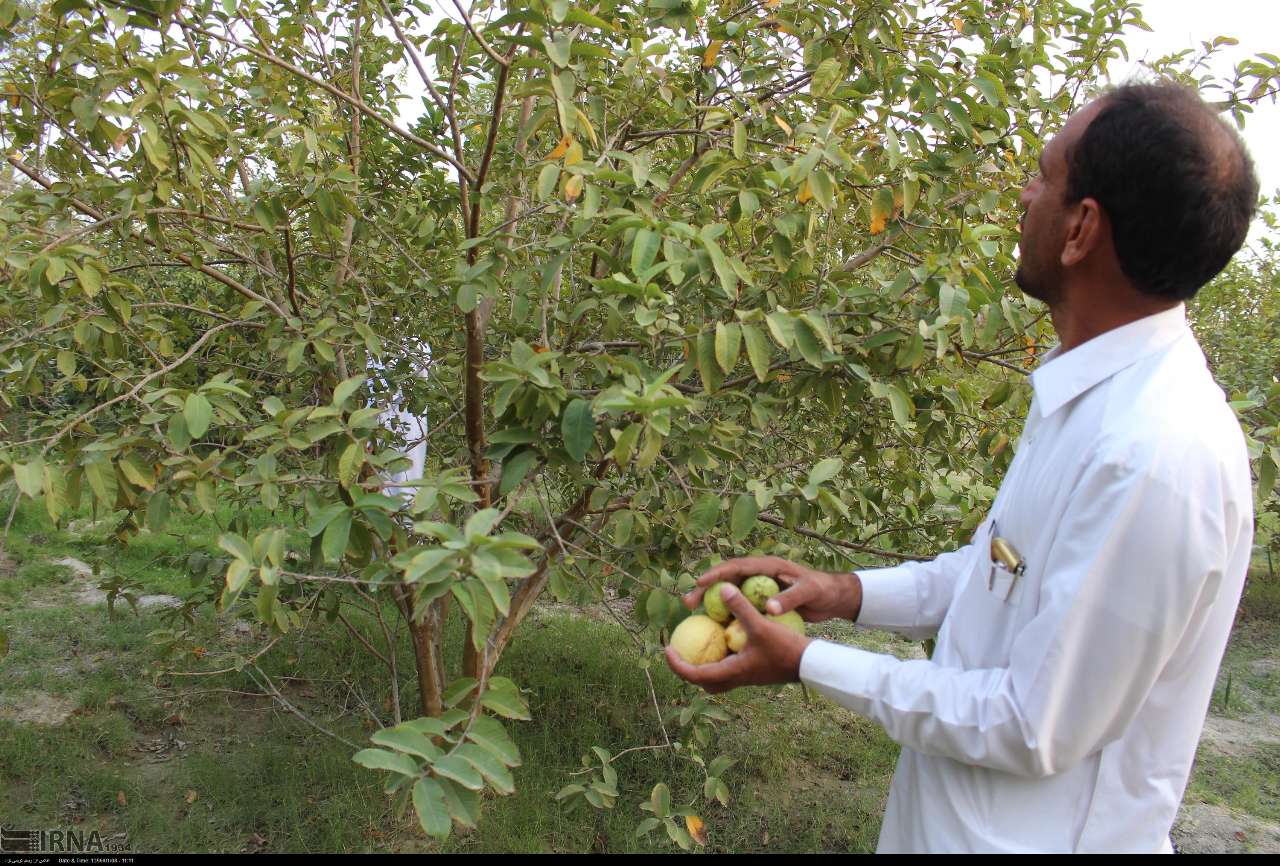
[1064,81,1259,301]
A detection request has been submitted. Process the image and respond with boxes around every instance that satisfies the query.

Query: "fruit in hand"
[703,582,733,623]
[768,610,806,635]
[723,610,805,654]
[669,615,729,665]
[725,619,747,653]
[741,576,781,612]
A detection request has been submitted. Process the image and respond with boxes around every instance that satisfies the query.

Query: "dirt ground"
[3,551,1278,853]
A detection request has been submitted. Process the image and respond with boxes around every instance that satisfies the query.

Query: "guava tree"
[2,0,1276,846]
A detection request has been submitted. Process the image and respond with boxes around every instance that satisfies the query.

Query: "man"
[666,81,1259,853]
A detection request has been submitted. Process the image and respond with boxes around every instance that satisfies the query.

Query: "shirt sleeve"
[853,543,979,640]
[799,450,1228,778]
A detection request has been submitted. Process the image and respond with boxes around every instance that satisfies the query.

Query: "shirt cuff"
[799,638,884,701]
[854,564,922,630]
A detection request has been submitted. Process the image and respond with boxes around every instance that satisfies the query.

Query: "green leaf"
[371,727,443,762]
[13,458,45,498]
[332,374,366,406]
[810,57,843,98]
[687,493,721,537]
[742,323,771,382]
[651,782,671,818]
[84,460,117,508]
[184,393,213,439]
[217,533,254,563]
[714,322,741,374]
[730,494,758,542]
[338,441,364,489]
[118,454,155,491]
[631,228,660,275]
[701,234,738,299]
[808,457,843,486]
[146,492,171,531]
[480,677,531,720]
[499,448,538,497]
[793,317,824,368]
[412,778,453,839]
[353,748,421,777]
[903,178,921,217]
[697,331,723,393]
[456,743,515,794]
[438,778,482,828]
[433,754,484,791]
[809,170,834,210]
[561,399,594,462]
[465,508,502,540]
[870,381,915,428]
[43,464,67,523]
[537,164,560,200]
[733,120,747,159]
[466,716,521,767]
[322,510,353,564]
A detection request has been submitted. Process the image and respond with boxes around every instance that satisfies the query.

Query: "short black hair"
[1064,81,1259,301]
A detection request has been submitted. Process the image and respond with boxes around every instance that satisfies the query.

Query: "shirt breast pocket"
[945,524,1027,668]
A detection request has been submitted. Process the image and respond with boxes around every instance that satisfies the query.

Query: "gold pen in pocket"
[989,522,1026,600]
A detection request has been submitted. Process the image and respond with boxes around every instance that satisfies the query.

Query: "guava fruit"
[669,615,728,665]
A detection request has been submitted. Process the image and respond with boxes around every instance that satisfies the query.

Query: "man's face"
[1015,101,1103,304]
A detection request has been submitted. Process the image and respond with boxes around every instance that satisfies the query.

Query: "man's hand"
[665,583,813,693]
[682,555,862,624]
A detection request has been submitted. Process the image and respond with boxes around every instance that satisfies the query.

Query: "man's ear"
[1060,197,1104,267]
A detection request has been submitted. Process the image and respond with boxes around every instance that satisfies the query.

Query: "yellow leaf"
[564,174,584,202]
[774,115,793,137]
[686,815,707,846]
[546,133,573,161]
[952,17,965,33]
[869,186,895,235]
[764,0,780,6]
[702,40,723,69]
[185,789,199,804]
[797,179,813,204]
[564,140,584,166]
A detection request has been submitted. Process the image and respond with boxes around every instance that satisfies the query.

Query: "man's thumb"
[721,584,766,630]
[767,582,815,616]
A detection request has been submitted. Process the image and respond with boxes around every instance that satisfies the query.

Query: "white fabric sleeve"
[800,453,1225,778]
[853,543,978,640]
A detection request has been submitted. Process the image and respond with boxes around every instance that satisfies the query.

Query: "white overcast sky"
[1103,0,1279,195]
[395,1,1279,192]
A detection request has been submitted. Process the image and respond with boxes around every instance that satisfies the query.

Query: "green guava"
[703,582,733,623]
[742,575,782,612]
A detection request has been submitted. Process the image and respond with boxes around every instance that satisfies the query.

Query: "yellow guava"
[669,615,728,665]
[725,619,747,653]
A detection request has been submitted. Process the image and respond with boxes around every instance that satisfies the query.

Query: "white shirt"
[368,338,430,500]
[799,305,1253,853]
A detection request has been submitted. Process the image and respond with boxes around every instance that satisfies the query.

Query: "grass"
[4,494,1277,852]
[0,496,901,853]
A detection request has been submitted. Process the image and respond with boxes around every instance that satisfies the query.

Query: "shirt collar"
[1030,304,1190,418]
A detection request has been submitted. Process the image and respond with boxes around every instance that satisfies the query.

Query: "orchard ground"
[1,497,1277,854]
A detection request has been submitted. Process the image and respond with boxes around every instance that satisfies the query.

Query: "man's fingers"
[664,643,751,689]
[766,580,820,616]
[720,584,768,633]
[697,556,802,588]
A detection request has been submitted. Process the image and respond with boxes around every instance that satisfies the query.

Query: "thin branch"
[756,513,929,562]
[449,0,510,68]
[158,7,475,182]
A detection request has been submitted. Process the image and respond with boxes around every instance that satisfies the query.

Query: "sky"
[394,1,1280,194]
[1109,0,1280,196]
